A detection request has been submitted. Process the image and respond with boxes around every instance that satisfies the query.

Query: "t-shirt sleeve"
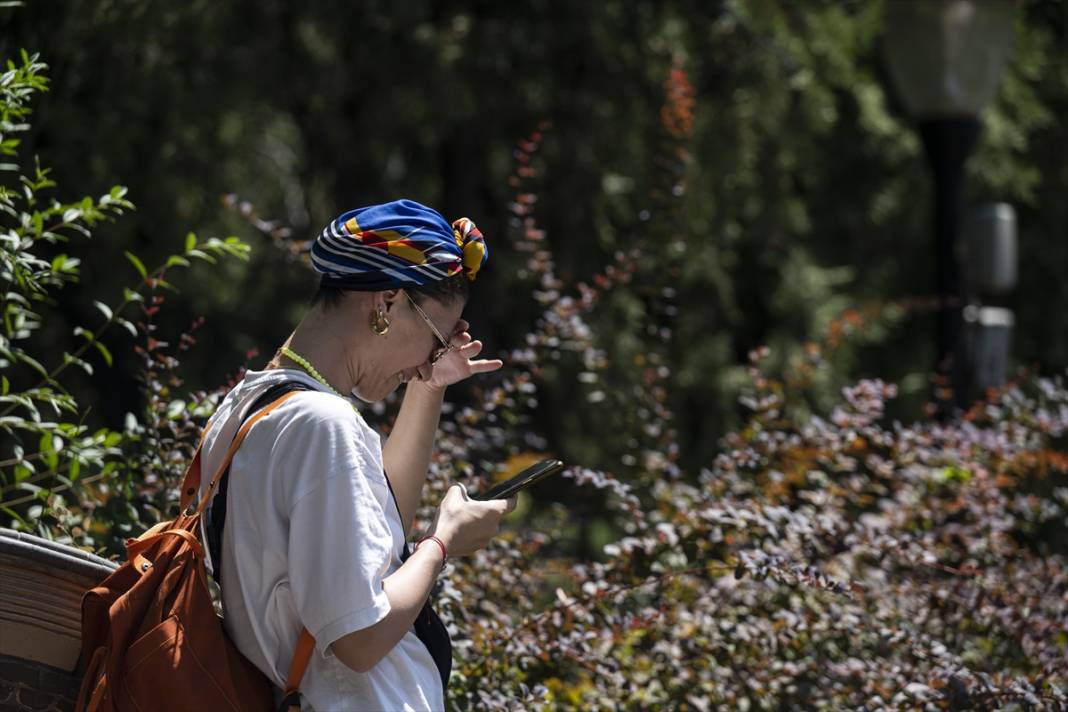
[280,396,395,658]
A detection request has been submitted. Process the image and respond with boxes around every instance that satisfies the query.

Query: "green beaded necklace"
[276,346,370,430]
[279,346,344,398]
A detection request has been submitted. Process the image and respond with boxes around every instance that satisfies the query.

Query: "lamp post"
[960,203,1017,403]
[881,0,1014,414]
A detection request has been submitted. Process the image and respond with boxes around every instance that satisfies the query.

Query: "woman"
[197,199,514,711]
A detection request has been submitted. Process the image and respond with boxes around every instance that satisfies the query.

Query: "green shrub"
[0,49,250,551]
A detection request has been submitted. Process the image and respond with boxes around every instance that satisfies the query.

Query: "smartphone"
[473,458,565,501]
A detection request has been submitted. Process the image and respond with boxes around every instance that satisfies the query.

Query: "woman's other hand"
[420,319,503,390]
[426,483,516,557]
[334,483,515,675]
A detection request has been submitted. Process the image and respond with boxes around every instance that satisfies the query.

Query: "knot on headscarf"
[310,199,489,291]
[452,217,486,282]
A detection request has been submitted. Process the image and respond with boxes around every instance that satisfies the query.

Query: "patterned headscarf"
[310,199,488,291]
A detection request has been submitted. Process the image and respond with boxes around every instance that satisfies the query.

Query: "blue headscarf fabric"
[310,199,488,291]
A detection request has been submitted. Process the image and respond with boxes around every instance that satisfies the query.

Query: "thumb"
[448,482,469,502]
[485,495,516,517]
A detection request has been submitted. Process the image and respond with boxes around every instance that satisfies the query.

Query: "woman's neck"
[272,308,360,395]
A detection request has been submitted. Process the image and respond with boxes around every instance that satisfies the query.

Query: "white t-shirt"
[198,368,444,712]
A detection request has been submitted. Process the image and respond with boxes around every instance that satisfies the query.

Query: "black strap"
[275,690,302,712]
[206,381,313,584]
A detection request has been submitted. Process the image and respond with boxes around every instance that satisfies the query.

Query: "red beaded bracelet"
[417,535,447,565]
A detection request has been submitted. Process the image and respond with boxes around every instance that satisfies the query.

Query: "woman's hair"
[311,273,470,310]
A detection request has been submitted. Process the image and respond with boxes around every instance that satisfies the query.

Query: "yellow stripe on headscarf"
[369,229,411,242]
[387,240,428,265]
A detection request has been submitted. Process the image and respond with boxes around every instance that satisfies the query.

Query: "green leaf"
[18,352,48,377]
[122,288,144,303]
[185,249,216,264]
[123,251,147,279]
[935,466,972,484]
[115,317,137,338]
[93,340,113,367]
[1,506,30,530]
[1,376,7,395]
[63,352,92,375]
[166,399,186,419]
[92,300,112,320]
[4,292,30,307]
[185,232,197,252]
[14,462,32,483]
[37,433,60,469]
[165,255,190,268]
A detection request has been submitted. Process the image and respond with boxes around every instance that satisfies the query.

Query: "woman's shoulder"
[242,371,352,419]
[239,370,379,445]
[268,390,364,437]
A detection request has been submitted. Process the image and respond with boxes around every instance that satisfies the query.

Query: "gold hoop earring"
[371,309,390,336]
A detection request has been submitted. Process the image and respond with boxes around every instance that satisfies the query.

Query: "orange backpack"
[77,390,315,712]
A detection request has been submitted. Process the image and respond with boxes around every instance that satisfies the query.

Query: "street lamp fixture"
[881,0,1014,414]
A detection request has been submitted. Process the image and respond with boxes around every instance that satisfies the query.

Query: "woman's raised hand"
[426,484,516,557]
[420,319,503,390]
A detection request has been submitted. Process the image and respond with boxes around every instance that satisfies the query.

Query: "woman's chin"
[348,386,379,404]
[350,381,398,403]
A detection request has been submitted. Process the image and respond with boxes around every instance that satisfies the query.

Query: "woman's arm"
[381,380,444,535]
[330,540,443,672]
[331,486,515,673]
[382,320,502,535]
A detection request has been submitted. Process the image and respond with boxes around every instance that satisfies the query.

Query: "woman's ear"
[379,289,402,313]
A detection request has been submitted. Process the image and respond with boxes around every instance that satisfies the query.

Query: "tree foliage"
[0,0,1064,461]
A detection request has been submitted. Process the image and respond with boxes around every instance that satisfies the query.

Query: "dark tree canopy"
[0,0,1065,471]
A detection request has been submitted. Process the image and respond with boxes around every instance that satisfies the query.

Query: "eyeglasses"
[403,291,453,365]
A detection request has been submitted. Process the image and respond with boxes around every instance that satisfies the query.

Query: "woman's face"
[349,292,464,402]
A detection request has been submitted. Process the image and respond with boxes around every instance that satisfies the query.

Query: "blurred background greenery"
[1,0,1065,477]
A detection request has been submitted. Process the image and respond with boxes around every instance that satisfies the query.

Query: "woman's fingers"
[469,359,503,374]
[459,339,483,356]
[450,331,474,347]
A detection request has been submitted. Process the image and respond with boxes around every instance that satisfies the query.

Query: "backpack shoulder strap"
[177,380,313,513]
[205,380,313,579]
[199,380,318,708]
